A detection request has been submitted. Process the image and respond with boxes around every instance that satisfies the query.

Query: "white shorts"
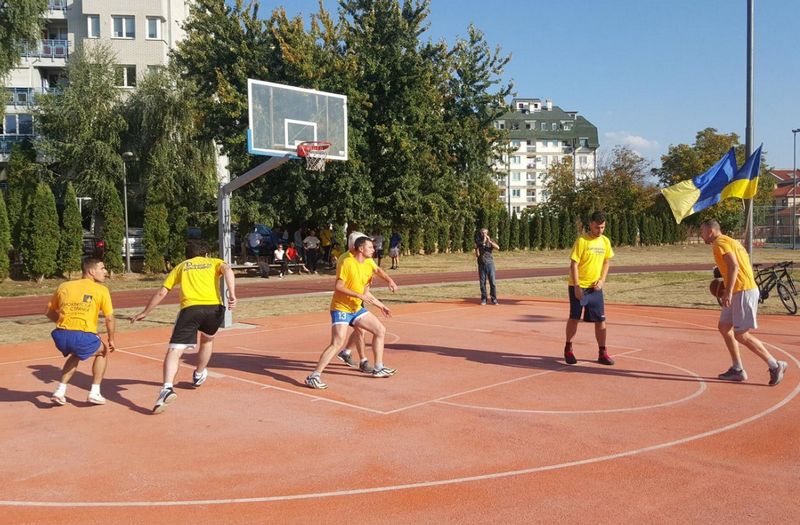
[720,288,759,332]
[389,247,400,257]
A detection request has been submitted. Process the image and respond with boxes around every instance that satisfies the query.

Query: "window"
[4,115,17,135]
[511,140,520,148]
[525,123,531,129]
[147,65,164,74]
[579,138,589,148]
[512,173,521,181]
[147,17,162,39]
[580,156,588,166]
[511,123,519,130]
[115,65,137,87]
[563,141,569,147]
[87,15,100,38]
[112,16,135,39]
[541,123,547,131]
[18,115,33,135]
[564,124,571,131]
[552,123,558,131]
[512,156,521,165]
[512,189,521,197]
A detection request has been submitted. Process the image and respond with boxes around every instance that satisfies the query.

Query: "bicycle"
[753,261,797,315]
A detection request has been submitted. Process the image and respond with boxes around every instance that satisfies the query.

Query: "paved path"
[0,263,712,319]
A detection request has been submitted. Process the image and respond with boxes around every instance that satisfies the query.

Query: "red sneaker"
[564,349,577,365]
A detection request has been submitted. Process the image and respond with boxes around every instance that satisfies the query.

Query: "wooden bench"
[229,260,307,276]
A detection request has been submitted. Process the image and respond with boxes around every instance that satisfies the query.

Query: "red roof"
[771,169,800,183]
[772,184,797,197]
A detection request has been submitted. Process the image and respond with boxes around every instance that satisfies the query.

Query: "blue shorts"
[568,286,606,322]
[51,329,102,360]
[330,308,369,326]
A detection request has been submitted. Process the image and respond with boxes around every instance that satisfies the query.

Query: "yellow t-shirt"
[336,251,377,278]
[330,256,376,313]
[712,235,756,293]
[320,229,332,247]
[569,234,614,288]
[162,257,225,309]
[48,279,114,333]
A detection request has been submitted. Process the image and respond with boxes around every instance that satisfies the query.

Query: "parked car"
[82,229,106,259]
[122,227,145,259]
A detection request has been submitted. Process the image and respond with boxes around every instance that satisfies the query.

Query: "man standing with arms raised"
[700,219,787,385]
[132,241,237,413]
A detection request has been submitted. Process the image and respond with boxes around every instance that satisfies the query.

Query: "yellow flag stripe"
[721,177,759,200]
[661,181,701,224]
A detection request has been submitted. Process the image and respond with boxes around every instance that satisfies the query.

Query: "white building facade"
[1,0,190,169]
[492,98,599,214]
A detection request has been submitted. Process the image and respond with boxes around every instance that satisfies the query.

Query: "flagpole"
[744,0,754,259]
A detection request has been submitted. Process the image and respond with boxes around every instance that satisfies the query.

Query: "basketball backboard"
[247,80,348,161]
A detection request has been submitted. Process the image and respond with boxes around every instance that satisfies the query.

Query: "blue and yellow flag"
[661,146,762,224]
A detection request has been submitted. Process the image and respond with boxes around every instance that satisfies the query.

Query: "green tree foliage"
[450,219,462,253]
[102,187,125,274]
[487,208,499,242]
[605,213,615,243]
[619,213,629,247]
[541,210,551,250]
[5,141,39,255]
[0,0,48,119]
[438,222,450,254]
[629,213,639,246]
[168,206,188,267]
[409,223,423,255]
[424,220,438,254]
[520,214,530,250]
[142,189,170,274]
[58,182,83,277]
[22,182,59,280]
[509,211,519,250]
[498,210,510,250]
[549,212,560,250]
[0,194,10,280]
[654,128,775,232]
[561,211,577,249]
[333,224,346,254]
[463,215,475,252]
[36,45,126,204]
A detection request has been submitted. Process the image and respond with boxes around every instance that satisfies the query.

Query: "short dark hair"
[354,236,372,251]
[590,211,606,224]
[187,240,211,258]
[82,257,102,274]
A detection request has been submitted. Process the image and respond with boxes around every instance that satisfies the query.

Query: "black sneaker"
[769,361,787,386]
[359,360,374,374]
[336,351,359,368]
[192,369,208,387]
[598,351,615,366]
[153,387,177,414]
[718,367,747,382]
[564,348,577,365]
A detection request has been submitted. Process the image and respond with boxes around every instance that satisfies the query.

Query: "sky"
[230,0,800,171]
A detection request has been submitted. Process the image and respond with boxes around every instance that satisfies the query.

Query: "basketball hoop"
[297,141,332,172]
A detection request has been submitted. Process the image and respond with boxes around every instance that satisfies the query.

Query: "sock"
[375,362,384,371]
[343,349,352,356]
[310,372,321,379]
[163,382,173,390]
[599,346,607,354]
[360,358,368,364]
[767,357,779,370]
[732,361,743,371]
[90,384,101,395]
[565,342,573,351]
[54,383,67,396]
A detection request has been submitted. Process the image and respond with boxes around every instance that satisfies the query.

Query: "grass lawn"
[1,244,797,298]
[1,270,795,347]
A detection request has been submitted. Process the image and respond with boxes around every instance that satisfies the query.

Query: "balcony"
[4,87,61,106]
[20,39,69,59]
[526,197,537,203]
[49,0,67,9]
[0,136,30,155]
[526,181,537,187]
[526,146,536,153]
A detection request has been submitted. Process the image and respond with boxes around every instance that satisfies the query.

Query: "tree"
[22,182,59,281]
[58,182,83,278]
[438,222,450,254]
[520,213,530,250]
[619,213,629,247]
[541,210,551,250]
[605,213,615,244]
[0,0,48,120]
[498,210,510,250]
[167,206,188,267]
[531,211,542,250]
[549,212,560,250]
[142,189,170,274]
[628,213,639,246]
[102,187,125,274]
[0,194,10,280]
[463,214,475,252]
[561,211,578,249]
[5,141,39,257]
[544,159,578,212]
[509,211,520,251]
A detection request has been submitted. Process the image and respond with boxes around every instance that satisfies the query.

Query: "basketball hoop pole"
[218,156,291,328]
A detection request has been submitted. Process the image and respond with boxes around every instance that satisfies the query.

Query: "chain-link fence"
[754,205,800,249]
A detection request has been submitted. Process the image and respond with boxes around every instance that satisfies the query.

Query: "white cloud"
[604,131,659,151]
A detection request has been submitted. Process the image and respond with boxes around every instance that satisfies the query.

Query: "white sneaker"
[305,375,328,389]
[51,393,66,406]
[153,387,177,414]
[372,367,397,378]
[287,269,293,274]
[87,392,106,405]
[279,273,284,279]
[193,369,208,387]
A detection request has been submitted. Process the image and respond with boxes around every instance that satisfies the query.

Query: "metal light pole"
[121,152,134,273]
[792,129,799,249]
[743,0,754,259]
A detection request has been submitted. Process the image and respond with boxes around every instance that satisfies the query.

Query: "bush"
[520,214,530,250]
[619,213,629,247]
[628,213,638,246]
[499,210,510,250]
[102,185,125,273]
[143,200,170,274]
[58,182,83,278]
[22,183,60,281]
[424,220,438,254]
[549,212,560,250]
[531,212,542,250]
[168,206,188,266]
[0,195,10,280]
[463,215,475,252]
[509,211,519,250]
[541,211,552,250]
[438,222,450,254]
[409,224,423,255]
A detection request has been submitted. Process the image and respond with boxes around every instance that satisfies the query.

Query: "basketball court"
[1,296,797,524]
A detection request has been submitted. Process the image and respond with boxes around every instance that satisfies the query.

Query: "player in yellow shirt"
[44,258,116,406]
[699,220,787,386]
[132,241,237,413]
[564,211,615,366]
[306,236,394,389]
[335,231,398,373]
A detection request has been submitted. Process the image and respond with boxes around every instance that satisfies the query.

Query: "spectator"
[389,228,402,269]
[330,242,343,267]
[303,229,321,273]
[320,226,333,267]
[474,228,499,305]
[372,229,386,267]
[274,243,288,278]
[248,229,263,262]
[294,227,306,260]
[287,241,309,274]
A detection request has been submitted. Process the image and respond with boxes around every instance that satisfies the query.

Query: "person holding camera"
[474,228,499,305]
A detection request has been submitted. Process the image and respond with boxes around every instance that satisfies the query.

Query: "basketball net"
[297,141,332,172]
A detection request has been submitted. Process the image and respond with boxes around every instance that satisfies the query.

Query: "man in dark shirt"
[474,228,499,305]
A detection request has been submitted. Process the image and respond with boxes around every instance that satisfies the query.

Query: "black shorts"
[375,248,384,258]
[568,286,605,322]
[169,305,225,348]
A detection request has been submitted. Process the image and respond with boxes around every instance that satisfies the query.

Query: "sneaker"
[193,369,208,387]
[86,392,106,405]
[480,300,487,306]
[305,375,327,389]
[718,367,748,382]
[598,351,615,366]
[336,351,358,368]
[372,367,397,378]
[51,393,66,406]
[287,269,293,274]
[769,361,788,386]
[152,387,177,414]
[359,360,374,374]
[564,349,577,365]
[492,299,499,305]
[279,273,284,279]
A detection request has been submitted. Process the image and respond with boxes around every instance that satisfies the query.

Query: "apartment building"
[492,98,599,214]
[1,0,190,171]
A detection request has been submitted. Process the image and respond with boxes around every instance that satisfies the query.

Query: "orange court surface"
[1,297,798,525]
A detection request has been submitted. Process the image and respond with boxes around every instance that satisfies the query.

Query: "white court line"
[0,355,60,367]
[1,344,795,507]
[438,355,707,414]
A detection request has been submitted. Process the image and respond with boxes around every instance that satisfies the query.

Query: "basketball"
[709,279,726,298]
